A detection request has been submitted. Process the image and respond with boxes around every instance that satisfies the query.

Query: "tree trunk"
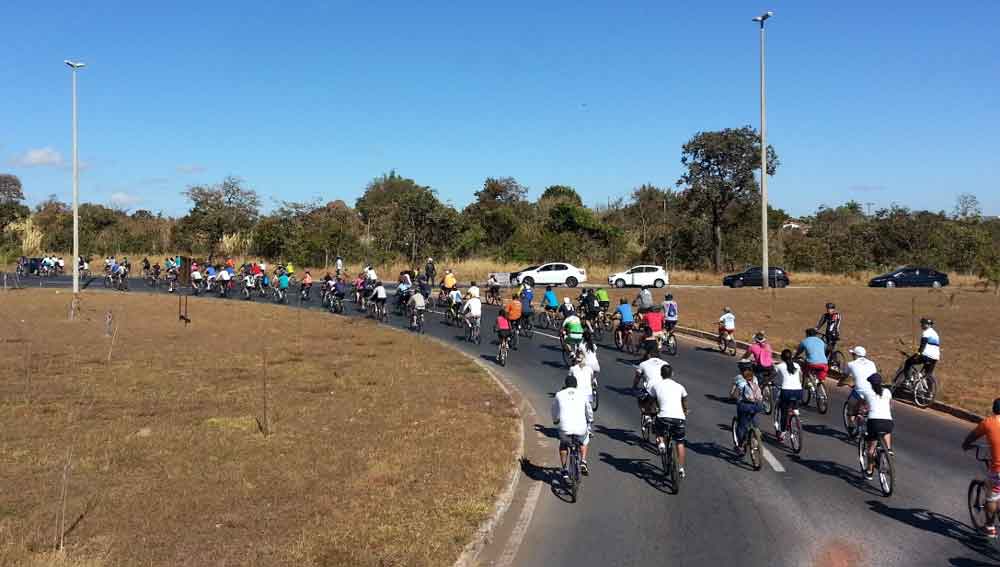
[713,222,723,273]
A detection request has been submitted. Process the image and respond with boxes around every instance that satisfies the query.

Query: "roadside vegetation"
[0,290,517,566]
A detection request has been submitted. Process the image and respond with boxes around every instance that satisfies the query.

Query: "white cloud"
[10,147,64,168]
[176,164,207,174]
[110,192,141,208]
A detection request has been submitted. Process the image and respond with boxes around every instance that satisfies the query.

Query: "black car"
[722,266,790,288]
[868,267,949,288]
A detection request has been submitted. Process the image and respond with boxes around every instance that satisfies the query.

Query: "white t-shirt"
[719,313,736,331]
[366,268,378,281]
[335,259,343,270]
[862,388,893,421]
[921,328,941,360]
[374,285,387,299]
[583,347,601,374]
[569,365,594,399]
[637,358,668,393]
[191,270,203,280]
[464,297,482,317]
[552,388,593,436]
[775,361,803,391]
[219,270,232,281]
[848,358,878,394]
[652,378,688,420]
[467,285,480,298]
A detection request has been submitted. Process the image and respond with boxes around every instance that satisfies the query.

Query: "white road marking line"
[496,481,543,567]
[762,446,785,472]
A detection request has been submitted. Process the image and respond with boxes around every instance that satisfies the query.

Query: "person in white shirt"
[860,374,894,479]
[568,353,595,411]
[335,256,344,275]
[903,318,940,378]
[844,346,878,434]
[718,306,736,341]
[650,363,688,477]
[463,295,483,327]
[774,349,803,440]
[466,281,480,299]
[365,265,378,282]
[581,331,601,377]
[633,351,669,427]
[552,374,594,478]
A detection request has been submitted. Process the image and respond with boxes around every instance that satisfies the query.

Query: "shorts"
[654,418,686,443]
[558,430,590,449]
[865,418,893,441]
[375,297,387,306]
[598,301,610,311]
[987,472,1000,503]
[545,305,558,312]
[497,329,512,340]
[466,315,481,326]
[618,321,634,331]
[807,363,829,382]
[565,336,582,348]
[665,320,678,332]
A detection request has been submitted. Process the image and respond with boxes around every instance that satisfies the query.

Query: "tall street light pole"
[65,60,85,296]
[752,11,773,289]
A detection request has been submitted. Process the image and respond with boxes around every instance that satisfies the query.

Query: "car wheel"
[615,279,626,288]
[654,279,665,288]
[566,277,578,288]
[732,280,744,289]
[777,279,787,289]
[885,281,895,289]
[522,277,534,287]
[932,281,942,289]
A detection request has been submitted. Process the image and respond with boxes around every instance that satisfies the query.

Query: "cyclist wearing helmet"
[962,398,1000,538]
[718,307,736,341]
[816,303,842,352]
[903,318,940,378]
[731,361,764,454]
[662,293,679,333]
[743,332,775,380]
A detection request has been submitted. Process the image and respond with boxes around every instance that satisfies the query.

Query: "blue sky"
[2,1,997,217]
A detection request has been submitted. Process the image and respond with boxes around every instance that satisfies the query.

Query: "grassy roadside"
[604,286,998,414]
[0,290,518,567]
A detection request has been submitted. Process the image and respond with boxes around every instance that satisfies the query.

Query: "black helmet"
[826,303,836,309]
[666,294,674,300]
[868,373,883,387]
[920,317,934,326]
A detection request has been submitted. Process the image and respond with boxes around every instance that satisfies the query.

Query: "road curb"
[671,324,983,424]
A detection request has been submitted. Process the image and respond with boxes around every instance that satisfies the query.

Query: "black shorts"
[654,418,686,443]
[598,301,610,311]
[375,297,386,306]
[497,329,512,340]
[664,320,677,332]
[866,418,894,440]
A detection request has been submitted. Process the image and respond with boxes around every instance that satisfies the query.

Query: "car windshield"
[519,266,538,272]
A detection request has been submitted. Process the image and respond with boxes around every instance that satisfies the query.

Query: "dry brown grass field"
[0,290,517,567]
[604,286,998,414]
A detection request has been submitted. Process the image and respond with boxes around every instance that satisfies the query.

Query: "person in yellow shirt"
[442,269,458,293]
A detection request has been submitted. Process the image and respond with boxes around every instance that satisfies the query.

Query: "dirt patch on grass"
[0,290,518,566]
[607,286,998,414]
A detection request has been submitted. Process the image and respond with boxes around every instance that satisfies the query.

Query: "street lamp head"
[752,11,774,23]
[64,60,86,69]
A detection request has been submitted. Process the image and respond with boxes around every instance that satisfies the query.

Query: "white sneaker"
[658,442,666,454]
[679,467,686,478]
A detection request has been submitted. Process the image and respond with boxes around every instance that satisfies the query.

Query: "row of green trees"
[2,128,998,279]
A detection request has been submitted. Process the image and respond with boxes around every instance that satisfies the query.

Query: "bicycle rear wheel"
[877,449,894,497]
[969,480,990,531]
[641,414,651,443]
[568,450,580,503]
[830,351,846,374]
[665,334,678,356]
[913,376,937,408]
[591,379,599,411]
[816,382,829,414]
[843,401,857,438]
[802,384,813,407]
[670,442,681,494]
[857,433,869,473]
[789,414,802,454]
[749,428,763,471]
[498,342,507,366]
[762,386,774,415]
[731,416,740,448]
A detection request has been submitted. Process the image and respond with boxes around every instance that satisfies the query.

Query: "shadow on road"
[865,500,1000,563]
[597,451,670,494]
[803,423,852,444]
[786,455,878,495]
[605,384,636,398]
[479,353,503,367]
[533,424,560,440]
[542,360,566,370]
[520,457,576,503]
[704,393,736,406]
[593,424,644,450]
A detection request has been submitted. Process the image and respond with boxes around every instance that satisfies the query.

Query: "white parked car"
[511,263,587,288]
[608,265,669,288]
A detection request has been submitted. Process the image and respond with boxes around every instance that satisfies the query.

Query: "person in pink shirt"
[743,332,775,381]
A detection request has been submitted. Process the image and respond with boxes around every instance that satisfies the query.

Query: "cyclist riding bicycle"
[634,351,668,428]
[962,398,1000,538]
[650,363,688,477]
[568,352,596,436]
[861,373,894,480]
[595,287,610,313]
[559,297,576,319]
[732,362,764,454]
[520,283,534,309]
[552,374,594,481]
[642,307,665,353]
[506,294,523,340]
[903,317,940,378]
[466,281,480,299]
[816,302,842,351]
[662,294,679,333]
[463,293,483,330]
[278,272,291,293]
[495,309,512,345]
[796,328,829,382]
[487,274,500,300]
[368,280,387,312]
[579,289,601,325]
[633,285,654,314]
[562,310,585,354]
[407,288,426,315]
[542,286,559,313]
[441,269,457,294]
[718,307,736,341]
[742,332,774,380]
[774,350,803,443]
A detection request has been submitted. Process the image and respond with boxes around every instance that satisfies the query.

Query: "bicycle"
[823,335,846,375]
[496,329,510,366]
[330,295,345,314]
[773,397,803,454]
[718,328,737,356]
[799,362,830,414]
[536,309,556,330]
[376,301,389,323]
[842,400,868,440]
[591,375,599,411]
[967,445,997,536]
[662,328,678,357]
[410,308,425,333]
[465,317,482,344]
[563,434,585,503]
[486,287,502,307]
[242,278,254,301]
[273,286,287,304]
[857,419,894,497]
[891,350,938,408]
[659,423,684,494]
[731,412,764,471]
[760,372,779,416]
[614,322,638,354]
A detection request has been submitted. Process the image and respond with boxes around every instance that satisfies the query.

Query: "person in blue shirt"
[205,265,217,279]
[795,328,829,383]
[520,286,534,317]
[542,286,559,312]
[615,297,634,328]
[278,273,291,290]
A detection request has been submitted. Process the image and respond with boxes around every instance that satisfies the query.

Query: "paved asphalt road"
[22,275,1000,567]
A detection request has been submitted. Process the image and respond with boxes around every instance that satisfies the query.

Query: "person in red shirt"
[963,398,1000,538]
[641,307,665,355]
[495,309,512,346]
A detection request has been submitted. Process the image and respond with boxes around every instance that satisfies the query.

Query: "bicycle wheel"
[816,382,829,414]
[789,414,802,454]
[718,336,726,353]
[749,428,763,471]
[522,319,534,339]
[591,379,599,411]
[562,345,571,367]
[762,386,774,415]
[568,450,580,503]
[511,326,520,349]
[670,442,682,494]
[498,342,507,366]
[475,327,482,345]
[665,334,678,356]
[912,376,937,408]
[877,448,894,497]
[731,416,740,448]
[857,433,869,473]
[641,414,651,442]
[615,329,625,351]
[802,384,813,407]
[830,351,846,375]
[843,401,856,438]
[969,480,990,531]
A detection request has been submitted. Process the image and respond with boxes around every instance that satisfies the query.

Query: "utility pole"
[752,11,774,289]
[65,60,86,299]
